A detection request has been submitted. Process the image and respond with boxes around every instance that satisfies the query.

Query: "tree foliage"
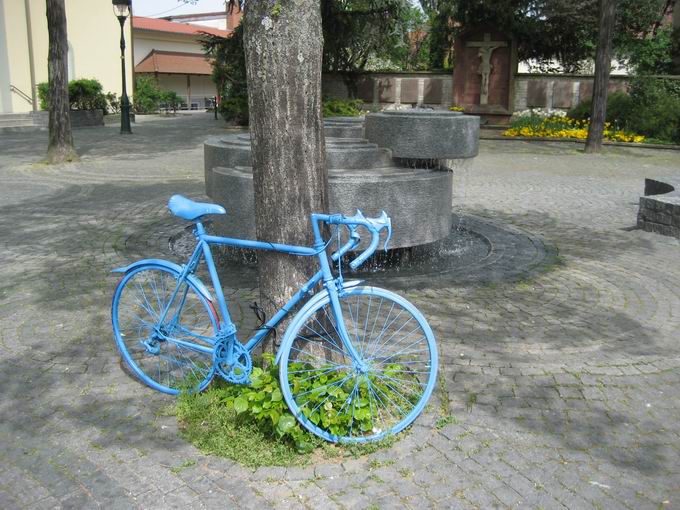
[224,0,422,73]
[202,24,248,124]
[321,0,410,72]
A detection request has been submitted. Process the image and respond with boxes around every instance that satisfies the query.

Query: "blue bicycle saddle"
[168,195,226,221]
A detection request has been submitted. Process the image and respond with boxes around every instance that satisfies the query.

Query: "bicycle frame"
[155,214,364,363]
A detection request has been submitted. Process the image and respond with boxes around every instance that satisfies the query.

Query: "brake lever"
[363,210,392,251]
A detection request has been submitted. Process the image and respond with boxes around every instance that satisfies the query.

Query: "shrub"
[160,90,182,113]
[568,79,680,144]
[38,79,115,114]
[105,92,120,114]
[219,93,249,125]
[37,82,50,110]
[323,97,364,117]
[133,75,162,114]
[68,78,107,111]
[628,77,680,143]
[567,91,635,128]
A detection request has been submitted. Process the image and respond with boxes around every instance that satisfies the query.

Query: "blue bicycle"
[112,195,438,443]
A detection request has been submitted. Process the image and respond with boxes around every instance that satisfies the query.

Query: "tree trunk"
[46,0,77,163]
[584,0,616,154]
[672,0,680,74]
[243,1,329,352]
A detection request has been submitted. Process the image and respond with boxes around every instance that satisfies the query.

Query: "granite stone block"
[364,110,479,159]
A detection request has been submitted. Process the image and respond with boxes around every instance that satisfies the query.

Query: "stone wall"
[323,72,640,112]
[322,73,454,109]
[638,178,680,239]
[69,109,104,128]
[29,109,105,128]
[514,74,630,112]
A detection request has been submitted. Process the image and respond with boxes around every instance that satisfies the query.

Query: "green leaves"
[277,415,296,435]
[183,354,414,453]
[233,396,248,414]
[174,356,402,466]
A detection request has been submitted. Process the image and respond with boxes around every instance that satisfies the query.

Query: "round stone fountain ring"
[364,110,480,160]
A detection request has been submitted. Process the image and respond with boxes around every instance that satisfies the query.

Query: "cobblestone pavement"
[1,115,680,509]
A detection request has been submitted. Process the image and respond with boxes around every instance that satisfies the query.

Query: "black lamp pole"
[113,0,132,134]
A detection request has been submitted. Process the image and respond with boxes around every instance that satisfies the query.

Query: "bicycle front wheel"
[279,286,438,443]
[112,264,218,394]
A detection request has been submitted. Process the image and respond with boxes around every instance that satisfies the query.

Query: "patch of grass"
[435,415,460,429]
[176,384,311,468]
[465,393,477,412]
[155,404,177,418]
[170,459,196,474]
[341,435,397,458]
[435,368,461,428]
[514,280,534,291]
[176,376,399,468]
[368,458,395,470]
[398,467,413,478]
[369,474,384,483]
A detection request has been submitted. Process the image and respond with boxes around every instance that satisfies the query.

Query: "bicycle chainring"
[214,338,252,384]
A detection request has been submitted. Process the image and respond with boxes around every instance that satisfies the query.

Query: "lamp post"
[112,0,132,134]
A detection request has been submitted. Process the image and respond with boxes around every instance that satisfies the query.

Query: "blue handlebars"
[316,210,393,271]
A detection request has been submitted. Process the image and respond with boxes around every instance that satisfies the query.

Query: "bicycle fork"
[325,282,367,372]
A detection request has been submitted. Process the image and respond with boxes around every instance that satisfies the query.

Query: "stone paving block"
[489,484,524,507]
[290,481,342,509]
[283,466,315,481]
[314,463,345,479]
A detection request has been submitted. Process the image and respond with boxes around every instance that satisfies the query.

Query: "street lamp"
[113,0,132,134]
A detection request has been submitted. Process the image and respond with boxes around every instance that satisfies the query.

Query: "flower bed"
[503,109,645,144]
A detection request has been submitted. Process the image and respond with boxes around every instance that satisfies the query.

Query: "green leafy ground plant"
[176,354,402,467]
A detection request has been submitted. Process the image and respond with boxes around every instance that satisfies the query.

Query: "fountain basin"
[208,165,452,249]
[365,110,480,160]
[204,112,479,250]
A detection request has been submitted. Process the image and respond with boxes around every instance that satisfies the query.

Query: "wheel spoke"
[281,288,436,443]
[113,267,216,393]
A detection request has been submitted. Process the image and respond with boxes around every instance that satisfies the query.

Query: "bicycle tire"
[279,286,437,443]
[112,264,218,394]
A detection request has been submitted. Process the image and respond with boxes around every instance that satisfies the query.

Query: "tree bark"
[243,1,329,352]
[584,0,616,154]
[46,0,77,164]
[672,0,680,74]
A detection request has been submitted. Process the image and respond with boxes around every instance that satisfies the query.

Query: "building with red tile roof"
[132,15,237,110]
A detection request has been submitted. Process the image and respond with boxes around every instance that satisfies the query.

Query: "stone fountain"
[204,110,480,250]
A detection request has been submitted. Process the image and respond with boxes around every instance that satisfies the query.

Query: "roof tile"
[134,50,213,75]
[133,16,230,38]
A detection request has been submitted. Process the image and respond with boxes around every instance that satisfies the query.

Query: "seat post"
[194,221,206,237]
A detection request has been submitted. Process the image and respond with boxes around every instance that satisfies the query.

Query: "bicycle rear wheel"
[279,286,437,443]
[112,264,218,394]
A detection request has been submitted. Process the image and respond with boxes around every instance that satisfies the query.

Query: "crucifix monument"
[452,28,517,123]
[467,33,508,105]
